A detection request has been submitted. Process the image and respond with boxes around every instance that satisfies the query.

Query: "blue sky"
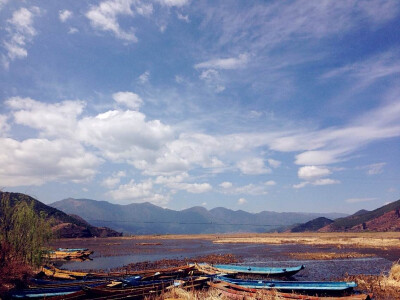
[0,0,399,213]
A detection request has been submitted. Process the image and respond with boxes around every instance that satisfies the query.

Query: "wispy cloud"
[86,0,153,42]
[346,197,377,203]
[2,7,41,68]
[195,53,248,70]
[59,10,72,23]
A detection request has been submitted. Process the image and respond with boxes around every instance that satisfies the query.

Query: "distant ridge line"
[85,219,282,227]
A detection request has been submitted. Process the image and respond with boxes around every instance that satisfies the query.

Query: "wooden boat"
[217,276,357,294]
[45,277,210,300]
[92,264,196,279]
[214,263,305,277]
[41,265,90,279]
[29,277,109,289]
[209,281,372,300]
[83,279,175,297]
[48,248,93,260]
[195,263,237,275]
[9,282,106,299]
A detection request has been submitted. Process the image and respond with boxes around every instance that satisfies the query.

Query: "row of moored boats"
[8,250,373,299]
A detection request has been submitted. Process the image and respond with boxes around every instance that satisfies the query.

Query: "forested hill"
[0,192,121,238]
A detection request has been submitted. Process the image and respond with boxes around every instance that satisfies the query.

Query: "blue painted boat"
[10,282,105,298]
[56,248,89,252]
[213,264,305,277]
[217,276,357,293]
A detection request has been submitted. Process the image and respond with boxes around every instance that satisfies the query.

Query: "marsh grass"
[288,252,375,260]
[158,287,287,300]
[345,261,400,299]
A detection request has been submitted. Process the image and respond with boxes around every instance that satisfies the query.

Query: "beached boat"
[209,281,372,300]
[214,263,305,277]
[48,248,93,260]
[195,262,237,275]
[9,282,106,299]
[217,276,357,294]
[41,265,91,280]
[92,264,196,279]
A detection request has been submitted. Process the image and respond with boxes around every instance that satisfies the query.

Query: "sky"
[0,0,399,214]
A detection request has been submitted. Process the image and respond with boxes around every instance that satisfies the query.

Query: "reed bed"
[213,236,400,249]
[288,252,375,260]
[345,261,400,299]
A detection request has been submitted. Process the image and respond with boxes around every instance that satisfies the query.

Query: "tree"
[0,196,52,268]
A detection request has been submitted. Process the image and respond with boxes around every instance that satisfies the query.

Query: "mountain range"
[0,192,121,238]
[288,199,400,232]
[50,198,347,234]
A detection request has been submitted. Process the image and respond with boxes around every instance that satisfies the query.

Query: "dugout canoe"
[213,264,305,277]
[209,281,372,300]
[217,276,357,294]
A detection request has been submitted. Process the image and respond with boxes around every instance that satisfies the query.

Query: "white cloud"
[108,179,153,200]
[2,7,41,67]
[157,0,189,7]
[177,12,189,22]
[0,0,8,11]
[268,101,400,166]
[363,162,386,175]
[219,181,233,189]
[102,171,126,188]
[78,110,173,164]
[68,27,79,34]
[0,115,10,135]
[199,69,219,80]
[238,198,247,205]
[313,178,340,186]
[293,182,308,189]
[172,182,212,193]
[295,166,339,188]
[59,10,72,22]
[6,97,84,138]
[112,91,143,110]
[201,1,399,53]
[0,138,101,187]
[268,159,281,168]
[237,157,271,175]
[86,0,153,42]
[195,53,249,70]
[298,166,331,180]
[154,173,211,194]
[138,71,150,84]
[235,184,268,195]
[264,180,276,186]
[346,197,377,204]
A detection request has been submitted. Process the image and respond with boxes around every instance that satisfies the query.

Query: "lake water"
[54,238,395,281]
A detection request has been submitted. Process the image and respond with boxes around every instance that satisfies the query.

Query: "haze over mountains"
[50,198,347,234]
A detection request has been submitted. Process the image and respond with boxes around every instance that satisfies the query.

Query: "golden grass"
[211,232,400,249]
[158,287,288,300]
[288,252,375,260]
[345,261,400,299]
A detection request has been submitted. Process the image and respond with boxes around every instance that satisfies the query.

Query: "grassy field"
[107,232,400,249]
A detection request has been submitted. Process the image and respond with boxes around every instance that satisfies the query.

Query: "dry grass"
[157,287,289,300]
[288,252,375,260]
[346,261,400,300]
[212,232,400,249]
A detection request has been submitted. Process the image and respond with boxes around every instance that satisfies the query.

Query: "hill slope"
[51,198,347,234]
[319,199,400,232]
[0,192,121,238]
[290,217,334,232]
